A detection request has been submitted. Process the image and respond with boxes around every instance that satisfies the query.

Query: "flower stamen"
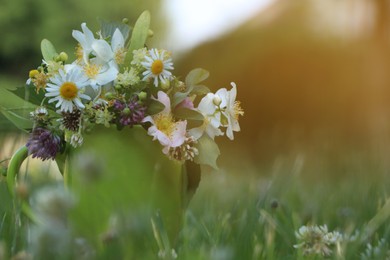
[75,44,84,63]
[84,64,101,79]
[234,101,244,120]
[115,48,127,65]
[154,114,175,137]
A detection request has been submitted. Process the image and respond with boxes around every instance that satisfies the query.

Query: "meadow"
[2,130,390,259]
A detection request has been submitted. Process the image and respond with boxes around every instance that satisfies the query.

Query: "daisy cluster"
[25,17,243,167]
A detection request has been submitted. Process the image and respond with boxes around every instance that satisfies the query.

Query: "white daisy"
[141,49,174,87]
[45,65,91,113]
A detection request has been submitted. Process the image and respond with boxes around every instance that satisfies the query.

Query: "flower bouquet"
[0,10,243,251]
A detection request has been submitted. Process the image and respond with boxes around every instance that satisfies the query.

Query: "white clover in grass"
[294,225,343,257]
[143,91,187,154]
[216,82,244,140]
[141,48,173,87]
[72,23,96,64]
[361,238,390,260]
[189,92,223,140]
[45,65,91,113]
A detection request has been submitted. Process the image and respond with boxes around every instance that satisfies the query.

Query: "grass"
[2,132,390,259]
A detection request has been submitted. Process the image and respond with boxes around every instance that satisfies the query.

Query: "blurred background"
[2,0,390,179]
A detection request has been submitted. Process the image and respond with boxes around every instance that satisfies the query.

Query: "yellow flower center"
[84,64,101,79]
[233,101,244,120]
[154,114,175,136]
[151,60,163,75]
[60,82,78,100]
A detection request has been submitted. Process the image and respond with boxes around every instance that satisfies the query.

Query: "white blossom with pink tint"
[143,91,187,153]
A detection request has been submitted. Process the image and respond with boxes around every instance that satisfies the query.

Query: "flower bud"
[160,79,170,90]
[122,18,129,24]
[148,29,154,38]
[122,107,131,115]
[176,81,186,91]
[114,84,122,91]
[104,92,115,100]
[220,113,228,126]
[213,95,222,106]
[138,91,147,101]
[29,69,39,79]
[59,52,68,62]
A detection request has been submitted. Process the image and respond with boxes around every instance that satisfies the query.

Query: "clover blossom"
[112,96,146,127]
[294,225,343,257]
[26,127,62,161]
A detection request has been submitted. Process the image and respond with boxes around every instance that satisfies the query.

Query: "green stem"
[6,146,39,223]
[63,154,71,189]
[363,198,390,242]
[6,146,28,196]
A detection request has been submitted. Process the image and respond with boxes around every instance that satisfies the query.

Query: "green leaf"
[194,135,220,169]
[172,89,192,108]
[41,39,57,61]
[0,108,33,131]
[147,99,165,115]
[0,88,36,131]
[99,19,131,42]
[191,85,210,95]
[182,161,201,208]
[151,211,171,254]
[124,10,151,64]
[174,107,204,128]
[12,85,47,107]
[173,107,203,121]
[185,68,209,87]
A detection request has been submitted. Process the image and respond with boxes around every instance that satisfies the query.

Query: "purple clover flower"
[113,96,146,127]
[26,127,61,161]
